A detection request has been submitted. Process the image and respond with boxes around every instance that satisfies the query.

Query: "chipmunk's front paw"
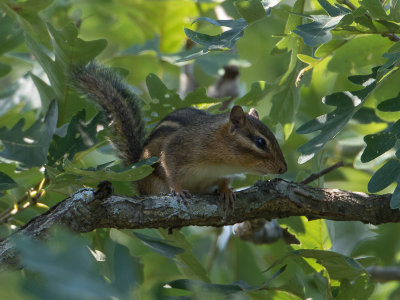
[171,189,192,206]
[219,187,236,211]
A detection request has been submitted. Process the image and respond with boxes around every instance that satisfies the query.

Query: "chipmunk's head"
[228,105,287,175]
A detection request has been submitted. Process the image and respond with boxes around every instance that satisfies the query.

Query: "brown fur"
[138,106,287,205]
[74,63,286,206]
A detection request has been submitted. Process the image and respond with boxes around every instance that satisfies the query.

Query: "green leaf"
[316,0,350,17]
[0,14,24,55]
[389,0,400,20]
[47,23,107,66]
[336,276,375,300]
[47,111,103,166]
[146,73,185,120]
[297,69,378,163]
[368,159,400,193]
[56,159,154,185]
[361,128,399,163]
[110,242,143,295]
[293,15,346,47]
[0,0,52,44]
[0,101,58,168]
[377,92,400,111]
[179,18,247,61]
[30,72,56,110]
[270,83,299,137]
[297,54,320,66]
[0,62,12,78]
[157,229,210,282]
[146,73,221,122]
[168,279,246,294]
[360,0,387,19]
[267,249,367,281]
[378,43,400,80]
[352,107,383,124]
[25,22,107,124]
[273,274,305,298]
[235,81,269,106]
[0,171,18,191]
[234,0,267,24]
[355,256,380,268]
[167,267,299,297]
[13,229,117,299]
[184,87,226,104]
[133,232,185,260]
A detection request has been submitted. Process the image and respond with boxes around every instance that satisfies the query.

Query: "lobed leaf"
[47,110,103,166]
[368,159,400,193]
[361,130,397,163]
[146,73,223,122]
[293,15,346,47]
[179,18,247,61]
[297,69,378,163]
[0,101,58,168]
[25,23,107,123]
[377,92,400,111]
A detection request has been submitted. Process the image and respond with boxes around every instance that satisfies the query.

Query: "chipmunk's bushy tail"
[72,62,145,165]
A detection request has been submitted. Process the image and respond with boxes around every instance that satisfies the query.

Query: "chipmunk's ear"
[249,108,259,120]
[230,105,246,130]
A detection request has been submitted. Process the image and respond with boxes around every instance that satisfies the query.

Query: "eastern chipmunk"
[73,62,287,208]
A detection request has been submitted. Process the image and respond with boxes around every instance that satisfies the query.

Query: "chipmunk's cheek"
[255,161,285,175]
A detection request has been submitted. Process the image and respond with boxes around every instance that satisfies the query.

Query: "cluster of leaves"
[5,221,378,299]
[183,0,400,206]
[0,0,400,299]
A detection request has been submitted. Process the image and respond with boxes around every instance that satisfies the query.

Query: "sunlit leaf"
[360,0,388,19]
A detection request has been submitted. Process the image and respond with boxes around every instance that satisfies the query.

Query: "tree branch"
[1,179,399,268]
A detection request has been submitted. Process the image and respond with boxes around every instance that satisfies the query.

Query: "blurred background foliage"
[0,0,400,298]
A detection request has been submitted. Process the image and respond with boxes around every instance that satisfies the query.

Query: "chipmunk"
[72,62,287,208]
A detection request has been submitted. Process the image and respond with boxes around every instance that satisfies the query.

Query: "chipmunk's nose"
[278,162,287,174]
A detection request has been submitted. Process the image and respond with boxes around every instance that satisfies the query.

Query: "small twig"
[367,266,400,282]
[300,161,345,185]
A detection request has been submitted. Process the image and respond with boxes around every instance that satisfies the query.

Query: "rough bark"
[1,179,399,268]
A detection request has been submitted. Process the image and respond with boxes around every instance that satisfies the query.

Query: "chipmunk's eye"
[254,137,267,150]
